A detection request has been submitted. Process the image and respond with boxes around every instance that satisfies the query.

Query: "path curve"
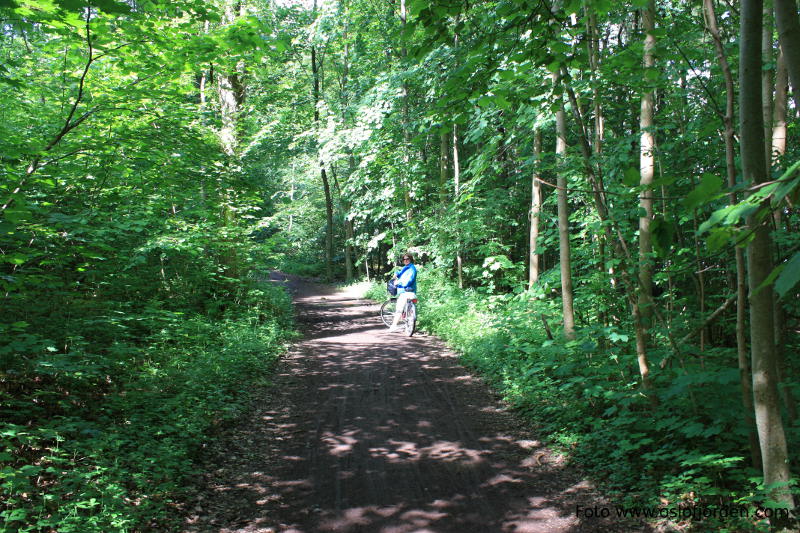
[183,273,646,532]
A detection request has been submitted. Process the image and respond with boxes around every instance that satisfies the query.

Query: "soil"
[181,273,651,533]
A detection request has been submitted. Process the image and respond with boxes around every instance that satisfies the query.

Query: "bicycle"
[380,294,417,337]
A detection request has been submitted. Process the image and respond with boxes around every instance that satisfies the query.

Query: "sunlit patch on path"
[183,274,648,532]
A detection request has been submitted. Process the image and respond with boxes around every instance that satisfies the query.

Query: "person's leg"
[390,292,409,329]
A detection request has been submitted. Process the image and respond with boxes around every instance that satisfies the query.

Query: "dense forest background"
[2,0,800,530]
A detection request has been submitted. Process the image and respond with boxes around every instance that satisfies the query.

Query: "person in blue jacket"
[389,253,417,332]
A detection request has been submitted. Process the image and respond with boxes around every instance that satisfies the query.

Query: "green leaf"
[498,70,515,81]
[706,227,735,251]
[3,508,27,521]
[684,173,723,209]
[644,68,659,82]
[94,0,131,14]
[775,252,800,298]
[622,167,640,187]
[494,94,511,109]
[2,252,29,265]
[651,215,675,257]
[769,159,800,206]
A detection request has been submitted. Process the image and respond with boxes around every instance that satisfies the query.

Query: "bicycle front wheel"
[380,299,396,327]
[404,301,416,337]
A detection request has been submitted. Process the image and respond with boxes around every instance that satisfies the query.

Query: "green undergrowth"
[364,268,798,531]
[1,279,296,533]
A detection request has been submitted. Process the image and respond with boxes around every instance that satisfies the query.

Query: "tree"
[739,0,794,514]
[635,0,657,385]
[554,73,576,340]
[311,0,335,281]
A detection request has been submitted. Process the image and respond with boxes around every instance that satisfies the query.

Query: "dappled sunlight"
[322,430,361,457]
[185,282,642,533]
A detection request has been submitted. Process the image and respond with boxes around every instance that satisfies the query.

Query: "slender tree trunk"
[341,6,354,283]
[740,0,794,514]
[772,50,789,162]
[216,1,247,280]
[770,52,797,426]
[453,123,464,289]
[763,0,775,165]
[586,5,609,328]
[440,129,449,203]
[554,73,576,340]
[399,0,412,218]
[704,0,761,471]
[586,4,604,157]
[529,128,543,288]
[774,0,800,110]
[563,72,661,389]
[311,38,334,281]
[635,0,657,385]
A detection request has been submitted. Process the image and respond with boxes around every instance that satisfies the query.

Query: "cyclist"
[388,253,417,332]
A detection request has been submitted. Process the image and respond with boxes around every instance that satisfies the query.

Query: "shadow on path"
[183,273,649,532]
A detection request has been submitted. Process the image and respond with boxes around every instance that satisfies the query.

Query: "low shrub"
[370,268,795,531]
[1,281,295,532]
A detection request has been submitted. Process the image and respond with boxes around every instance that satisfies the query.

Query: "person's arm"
[396,265,409,287]
[406,266,417,290]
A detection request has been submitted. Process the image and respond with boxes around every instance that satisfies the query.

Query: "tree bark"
[453,123,464,289]
[341,6,354,283]
[763,0,775,166]
[774,0,800,110]
[740,0,794,514]
[772,50,789,163]
[529,128,543,288]
[399,0,412,219]
[440,129,449,203]
[554,73,576,340]
[635,0,657,386]
[215,1,247,280]
[704,0,761,471]
[770,52,797,426]
[311,40,334,281]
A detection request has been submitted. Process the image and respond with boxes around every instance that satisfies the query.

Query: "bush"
[0,281,295,532]
[382,267,778,529]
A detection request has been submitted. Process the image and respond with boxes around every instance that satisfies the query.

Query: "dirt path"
[182,274,647,532]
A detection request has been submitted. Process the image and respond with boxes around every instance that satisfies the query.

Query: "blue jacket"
[396,264,417,294]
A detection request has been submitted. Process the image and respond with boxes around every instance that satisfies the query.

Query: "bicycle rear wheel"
[380,299,396,327]
[404,301,416,336]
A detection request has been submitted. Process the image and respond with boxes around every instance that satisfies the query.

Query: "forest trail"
[182,274,646,533]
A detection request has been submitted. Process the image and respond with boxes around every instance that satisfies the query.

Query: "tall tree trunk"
[636,0,657,384]
[585,4,608,327]
[453,123,464,289]
[439,128,449,204]
[311,37,334,281]
[774,0,800,110]
[529,128,543,288]
[763,0,775,165]
[216,1,246,280]
[772,50,789,162]
[740,0,795,514]
[399,0,412,218]
[704,0,761,471]
[554,73,576,340]
[341,4,354,282]
[769,51,798,426]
